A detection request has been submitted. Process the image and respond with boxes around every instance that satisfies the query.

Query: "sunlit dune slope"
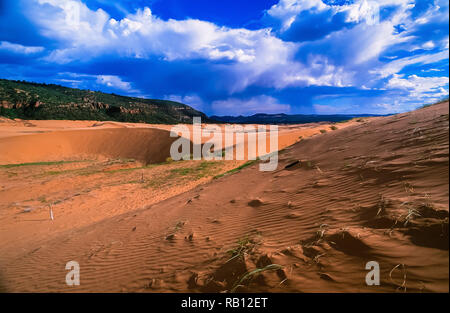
[0,128,182,165]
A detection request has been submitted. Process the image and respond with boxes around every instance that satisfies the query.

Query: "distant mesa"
[210,112,388,124]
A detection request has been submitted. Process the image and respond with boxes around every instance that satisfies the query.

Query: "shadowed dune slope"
[1,102,448,292]
[0,128,184,165]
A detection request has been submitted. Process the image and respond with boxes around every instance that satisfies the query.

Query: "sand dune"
[0,128,181,165]
[0,102,447,292]
[0,118,352,164]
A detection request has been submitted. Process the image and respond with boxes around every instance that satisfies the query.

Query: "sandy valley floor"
[0,103,448,292]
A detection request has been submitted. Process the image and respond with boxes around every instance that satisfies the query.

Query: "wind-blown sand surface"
[0,103,448,292]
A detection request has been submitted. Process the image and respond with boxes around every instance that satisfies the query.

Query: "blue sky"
[0,0,448,116]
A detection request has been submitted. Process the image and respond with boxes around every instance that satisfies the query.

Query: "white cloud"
[35,0,109,46]
[371,50,449,78]
[267,0,414,32]
[421,68,444,72]
[55,72,141,94]
[387,74,449,99]
[422,41,435,50]
[30,0,359,92]
[387,74,448,89]
[22,0,449,113]
[96,75,134,91]
[372,101,405,113]
[383,74,449,109]
[328,21,412,65]
[212,95,290,116]
[0,41,44,54]
[265,0,426,92]
[277,54,354,87]
[31,2,295,66]
[164,94,204,111]
[32,1,338,92]
[442,37,450,49]
[266,0,327,30]
[313,103,353,115]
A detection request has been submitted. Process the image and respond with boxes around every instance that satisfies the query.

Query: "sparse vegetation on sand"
[214,159,258,179]
[170,161,219,179]
[0,160,84,168]
[226,235,256,263]
[230,264,284,293]
[420,98,449,109]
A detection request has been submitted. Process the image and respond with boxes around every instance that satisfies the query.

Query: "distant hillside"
[0,79,210,124]
[210,112,387,124]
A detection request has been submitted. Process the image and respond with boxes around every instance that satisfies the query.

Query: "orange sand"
[0,105,447,292]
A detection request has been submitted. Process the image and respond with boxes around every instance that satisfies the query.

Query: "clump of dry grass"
[226,235,255,264]
[389,264,407,292]
[230,264,284,293]
[165,220,186,241]
[403,208,421,226]
[317,224,329,239]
